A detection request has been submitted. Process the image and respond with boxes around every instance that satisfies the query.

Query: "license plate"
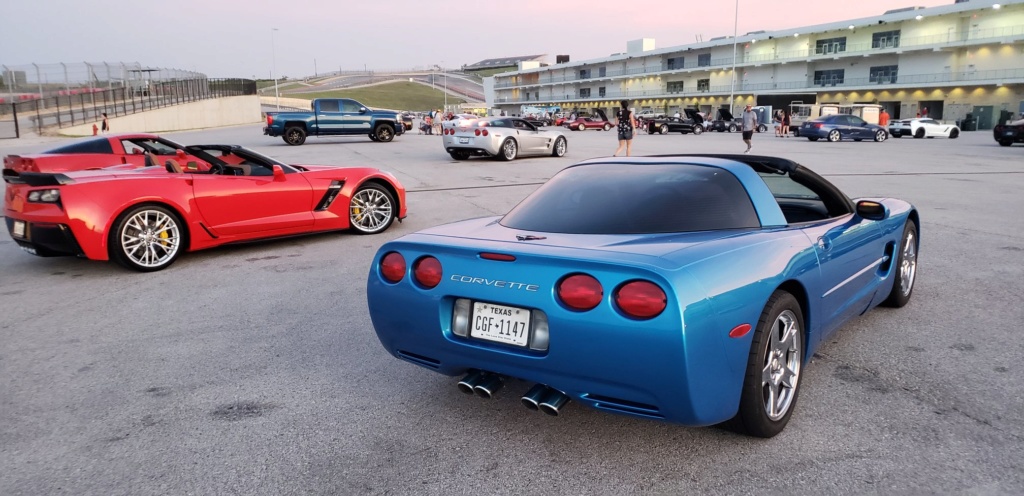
[12,220,26,238]
[1006,131,1015,136]
[470,302,530,347]
[459,137,469,144]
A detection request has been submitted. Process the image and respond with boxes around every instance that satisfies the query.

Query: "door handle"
[817,237,832,251]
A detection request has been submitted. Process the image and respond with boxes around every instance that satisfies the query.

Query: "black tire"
[808,137,819,142]
[498,138,518,161]
[603,123,611,131]
[659,124,668,135]
[874,130,887,142]
[827,130,841,142]
[732,291,805,438]
[551,136,567,157]
[891,132,902,138]
[882,219,918,308]
[577,123,586,131]
[369,133,379,142]
[914,128,925,139]
[728,124,738,133]
[793,129,800,137]
[108,204,186,272]
[999,139,1013,147]
[692,126,703,135]
[449,151,470,160]
[374,124,395,143]
[284,126,306,146]
[757,124,768,133]
[949,129,959,139]
[349,183,397,235]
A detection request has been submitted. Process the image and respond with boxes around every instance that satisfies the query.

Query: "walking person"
[773,110,783,137]
[612,100,637,157]
[741,104,758,153]
[101,113,110,134]
[781,109,791,137]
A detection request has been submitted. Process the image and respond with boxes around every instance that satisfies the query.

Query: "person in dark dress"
[612,100,637,157]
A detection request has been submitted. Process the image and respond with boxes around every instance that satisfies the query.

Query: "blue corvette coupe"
[799,114,889,142]
[366,155,919,437]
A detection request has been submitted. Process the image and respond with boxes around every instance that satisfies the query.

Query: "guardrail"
[0,78,255,139]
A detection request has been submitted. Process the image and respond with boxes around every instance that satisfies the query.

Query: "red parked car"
[3,145,406,272]
[3,134,208,173]
[563,109,612,131]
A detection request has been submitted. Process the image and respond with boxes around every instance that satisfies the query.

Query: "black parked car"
[645,109,705,135]
[994,118,1024,146]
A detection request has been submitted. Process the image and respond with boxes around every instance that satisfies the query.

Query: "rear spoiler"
[2,168,75,186]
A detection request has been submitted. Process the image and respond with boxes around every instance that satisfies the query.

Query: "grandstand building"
[485,0,1024,129]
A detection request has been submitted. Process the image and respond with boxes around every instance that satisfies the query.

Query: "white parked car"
[888,118,960,139]
[442,116,568,161]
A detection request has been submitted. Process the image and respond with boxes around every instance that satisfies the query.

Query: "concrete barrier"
[259,96,313,110]
[57,95,262,137]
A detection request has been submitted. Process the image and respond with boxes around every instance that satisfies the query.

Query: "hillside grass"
[283,81,465,111]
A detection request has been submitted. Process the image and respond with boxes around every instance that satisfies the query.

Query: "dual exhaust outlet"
[457,371,570,417]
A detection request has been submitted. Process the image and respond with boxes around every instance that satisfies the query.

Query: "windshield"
[500,162,760,234]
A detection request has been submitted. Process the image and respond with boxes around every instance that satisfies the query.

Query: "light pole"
[728,0,739,116]
[441,60,447,112]
[271,28,280,110]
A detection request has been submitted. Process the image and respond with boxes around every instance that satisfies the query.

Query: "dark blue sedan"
[800,114,889,142]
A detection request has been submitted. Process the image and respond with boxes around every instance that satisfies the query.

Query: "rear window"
[500,163,760,234]
[48,138,114,154]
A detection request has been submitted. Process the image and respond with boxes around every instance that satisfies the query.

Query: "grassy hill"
[283,81,465,111]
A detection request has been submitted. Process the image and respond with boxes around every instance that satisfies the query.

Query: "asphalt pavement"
[1,125,1022,495]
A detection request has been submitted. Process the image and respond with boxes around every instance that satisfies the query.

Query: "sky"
[1,0,957,79]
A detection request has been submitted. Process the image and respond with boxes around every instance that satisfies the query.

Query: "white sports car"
[442,116,569,161]
[888,118,961,139]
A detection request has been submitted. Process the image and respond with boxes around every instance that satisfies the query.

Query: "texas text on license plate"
[470,301,530,347]
[12,220,26,239]
[459,137,470,144]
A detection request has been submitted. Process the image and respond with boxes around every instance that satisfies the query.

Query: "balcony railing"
[492,68,1024,104]
[492,23,1024,89]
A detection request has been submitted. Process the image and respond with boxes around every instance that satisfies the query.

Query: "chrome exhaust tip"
[538,389,570,417]
[473,374,504,399]
[457,371,485,395]
[521,384,549,411]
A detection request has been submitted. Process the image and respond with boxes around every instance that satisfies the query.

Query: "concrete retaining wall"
[259,96,313,110]
[57,95,262,137]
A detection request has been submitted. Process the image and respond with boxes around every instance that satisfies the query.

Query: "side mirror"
[856,200,888,221]
[272,164,286,180]
[176,149,187,159]
[359,107,368,113]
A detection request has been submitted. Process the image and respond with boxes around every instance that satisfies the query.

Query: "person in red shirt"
[879,109,890,127]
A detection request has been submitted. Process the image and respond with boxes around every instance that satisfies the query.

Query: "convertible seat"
[164,159,184,173]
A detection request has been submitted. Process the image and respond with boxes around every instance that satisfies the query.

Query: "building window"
[579,88,591,98]
[579,69,591,79]
[813,69,845,86]
[869,65,899,84]
[667,81,685,93]
[698,54,711,67]
[599,67,606,77]
[598,87,606,97]
[666,57,684,70]
[697,79,710,92]
[814,37,847,55]
[872,30,901,49]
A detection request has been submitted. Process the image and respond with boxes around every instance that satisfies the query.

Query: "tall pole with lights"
[272,28,280,110]
[441,60,447,112]
[728,0,739,116]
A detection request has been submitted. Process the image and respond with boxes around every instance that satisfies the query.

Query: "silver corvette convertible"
[442,116,568,161]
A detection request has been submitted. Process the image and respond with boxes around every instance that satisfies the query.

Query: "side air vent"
[583,394,664,419]
[314,180,346,211]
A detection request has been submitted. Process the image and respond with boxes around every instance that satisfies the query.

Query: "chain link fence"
[0,62,255,138]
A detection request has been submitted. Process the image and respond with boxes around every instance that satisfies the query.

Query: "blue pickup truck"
[264,98,404,145]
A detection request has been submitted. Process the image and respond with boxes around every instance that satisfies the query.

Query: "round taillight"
[615,280,667,319]
[413,256,443,289]
[474,129,481,136]
[557,274,603,311]
[380,252,406,283]
[481,129,488,136]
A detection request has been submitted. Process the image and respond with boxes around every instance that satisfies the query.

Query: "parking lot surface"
[2,126,1023,494]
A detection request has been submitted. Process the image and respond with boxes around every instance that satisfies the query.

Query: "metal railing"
[0,78,255,139]
[494,68,1024,104]
[493,23,1024,89]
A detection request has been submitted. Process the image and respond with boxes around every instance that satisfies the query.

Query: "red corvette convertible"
[3,133,207,173]
[3,145,406,272]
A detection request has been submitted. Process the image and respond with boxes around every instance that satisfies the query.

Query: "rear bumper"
[994,127,1023,143]
[263,126,281,137]
[5,217,84,257]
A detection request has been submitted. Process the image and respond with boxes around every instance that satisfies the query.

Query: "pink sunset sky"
[2,0,962,77]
